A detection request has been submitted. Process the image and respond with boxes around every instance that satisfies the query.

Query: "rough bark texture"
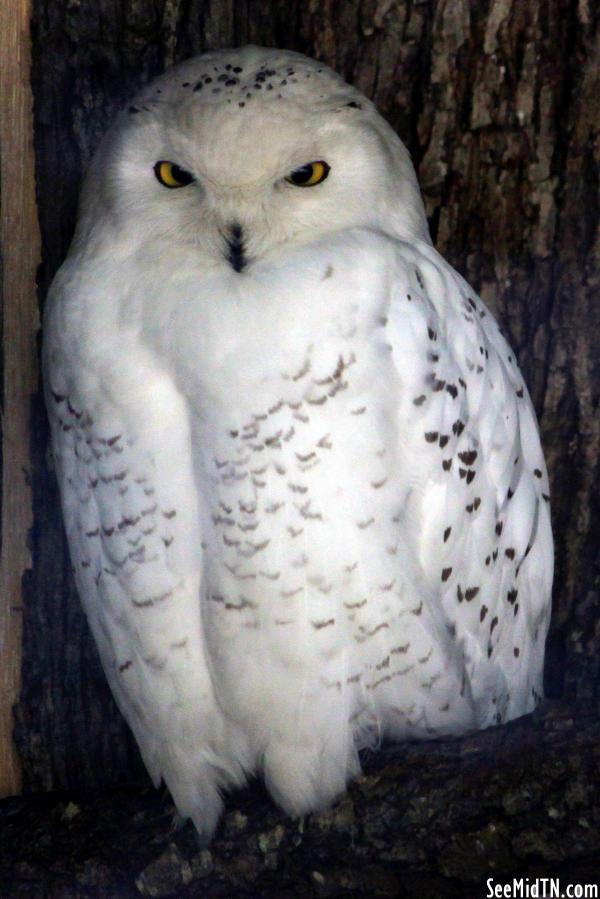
[2,702,600,896]
[5,0,599,892]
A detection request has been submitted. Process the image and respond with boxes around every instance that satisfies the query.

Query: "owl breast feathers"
[43,45,553,839]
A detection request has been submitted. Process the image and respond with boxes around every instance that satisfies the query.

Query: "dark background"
[6,1,600,894]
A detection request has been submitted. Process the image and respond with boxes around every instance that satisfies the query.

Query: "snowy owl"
[43,46,553,839]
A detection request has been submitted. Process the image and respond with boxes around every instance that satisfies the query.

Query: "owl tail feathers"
[263,738,360,819]
[165,771,224,842]
[159,756,243,842]
[148,731,253,841]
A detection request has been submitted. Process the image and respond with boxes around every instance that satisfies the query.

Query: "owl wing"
[43,273,247,838]
[384,237,553,726]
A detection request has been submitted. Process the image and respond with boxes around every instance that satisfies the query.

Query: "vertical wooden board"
[0,0,41,796]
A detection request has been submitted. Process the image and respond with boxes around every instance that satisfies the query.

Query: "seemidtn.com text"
[487,880,598,898]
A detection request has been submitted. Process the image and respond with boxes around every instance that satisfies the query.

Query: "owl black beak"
[225,223,246,273]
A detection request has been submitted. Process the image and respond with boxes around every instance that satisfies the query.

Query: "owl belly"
[193,338,475,806]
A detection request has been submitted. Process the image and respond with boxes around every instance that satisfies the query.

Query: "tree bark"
[1,702,599,896]
[7,0,599,875]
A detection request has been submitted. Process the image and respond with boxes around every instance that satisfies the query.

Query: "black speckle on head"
[346,100,361,109]
[193,82,203,91]
[233,66,243,73]
[182,81,190,87]
[129,106,141,114]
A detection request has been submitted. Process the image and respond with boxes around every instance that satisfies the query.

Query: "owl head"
[74,46,429,271]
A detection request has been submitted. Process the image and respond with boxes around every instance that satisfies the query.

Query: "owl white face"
[77,47,429,270]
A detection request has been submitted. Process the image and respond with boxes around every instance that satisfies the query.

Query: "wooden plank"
[0,0,41,797]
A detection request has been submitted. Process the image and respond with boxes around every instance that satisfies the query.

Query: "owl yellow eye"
[285,161,330,187]
[154,160,195,189]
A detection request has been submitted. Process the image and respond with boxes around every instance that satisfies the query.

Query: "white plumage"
[43,46,553,839]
